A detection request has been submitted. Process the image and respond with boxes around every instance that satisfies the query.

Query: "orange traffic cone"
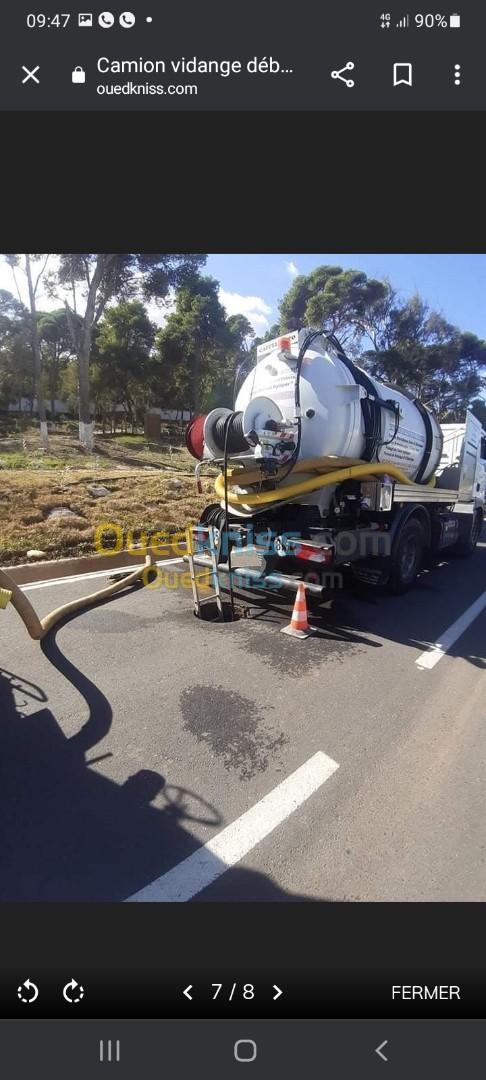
[280,582,314,638]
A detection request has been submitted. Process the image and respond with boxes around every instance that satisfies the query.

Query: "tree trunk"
[25,255,49,450]
[77,255,108,451]
[78,337,93,450]
[50,372,56,422]
[191,351,201,415]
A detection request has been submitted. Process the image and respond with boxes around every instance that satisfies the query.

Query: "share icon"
[331,61,355,88]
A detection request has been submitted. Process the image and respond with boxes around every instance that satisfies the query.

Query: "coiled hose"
[0,553,154,641]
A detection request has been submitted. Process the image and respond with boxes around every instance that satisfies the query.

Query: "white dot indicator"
[146,15,152,21]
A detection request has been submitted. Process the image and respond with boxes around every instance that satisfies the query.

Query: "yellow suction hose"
[0,553,154,641]
[214,461,419,509]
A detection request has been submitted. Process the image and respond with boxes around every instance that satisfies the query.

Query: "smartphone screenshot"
[0,4,485,1078]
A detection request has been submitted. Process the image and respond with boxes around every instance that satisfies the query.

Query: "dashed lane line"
[415,590,486,670]
[126,751,340,902]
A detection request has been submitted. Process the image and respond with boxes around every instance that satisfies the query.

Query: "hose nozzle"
[0,587,12,610]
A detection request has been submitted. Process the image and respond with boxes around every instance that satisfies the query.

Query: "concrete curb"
[2,547,186,586]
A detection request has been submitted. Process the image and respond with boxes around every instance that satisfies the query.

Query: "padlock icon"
[72,66,86,84]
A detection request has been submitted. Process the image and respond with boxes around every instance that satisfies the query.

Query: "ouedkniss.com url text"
[96,82,198,95]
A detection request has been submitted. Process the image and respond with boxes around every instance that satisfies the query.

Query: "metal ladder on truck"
[185,524,224,620]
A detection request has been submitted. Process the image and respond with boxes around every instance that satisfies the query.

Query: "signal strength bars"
[397,13,410,27]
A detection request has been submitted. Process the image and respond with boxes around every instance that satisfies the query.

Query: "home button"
[234,1039,257,1063]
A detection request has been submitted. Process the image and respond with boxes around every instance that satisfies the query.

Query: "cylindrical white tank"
[235,331,442,483]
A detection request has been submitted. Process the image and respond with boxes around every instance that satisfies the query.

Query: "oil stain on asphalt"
[180,684,288,780]
[234,619,361,677]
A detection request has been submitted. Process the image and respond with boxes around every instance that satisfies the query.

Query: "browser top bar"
[0,3,484,110]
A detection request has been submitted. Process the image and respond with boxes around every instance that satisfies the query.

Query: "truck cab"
[438,412,486,508]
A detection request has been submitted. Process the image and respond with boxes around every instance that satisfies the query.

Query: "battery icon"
[449,13,461,27]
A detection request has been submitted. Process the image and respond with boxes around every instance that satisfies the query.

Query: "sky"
[1,254,485,341]
[206,254,486,339]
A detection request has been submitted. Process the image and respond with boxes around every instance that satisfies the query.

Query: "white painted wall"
[8,398,70,414]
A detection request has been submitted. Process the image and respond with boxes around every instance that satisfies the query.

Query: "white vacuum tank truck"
[186,329,485,594]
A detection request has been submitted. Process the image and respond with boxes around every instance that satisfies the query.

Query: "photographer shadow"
[0,611,319,902]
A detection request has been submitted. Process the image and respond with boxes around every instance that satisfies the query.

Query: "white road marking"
[415,589,486,670]
[20,558,184,591]
[126,751,339,902]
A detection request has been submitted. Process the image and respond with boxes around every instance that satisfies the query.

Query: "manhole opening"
[194,600,241,623]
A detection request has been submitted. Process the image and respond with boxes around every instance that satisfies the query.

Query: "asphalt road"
[1,534,485,902]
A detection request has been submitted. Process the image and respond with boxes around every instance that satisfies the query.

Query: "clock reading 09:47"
[26,13,71,28]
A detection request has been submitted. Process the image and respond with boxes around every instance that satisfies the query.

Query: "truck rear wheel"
[387,517,425,594]
[450,509,483,556]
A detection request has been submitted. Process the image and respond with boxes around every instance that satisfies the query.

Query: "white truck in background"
[439,416,486,505]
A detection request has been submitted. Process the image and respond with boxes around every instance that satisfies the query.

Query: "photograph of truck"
[1,254,485,902]
[186,329,485,603]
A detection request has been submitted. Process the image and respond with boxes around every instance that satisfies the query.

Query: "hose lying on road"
[0,553,154,641]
